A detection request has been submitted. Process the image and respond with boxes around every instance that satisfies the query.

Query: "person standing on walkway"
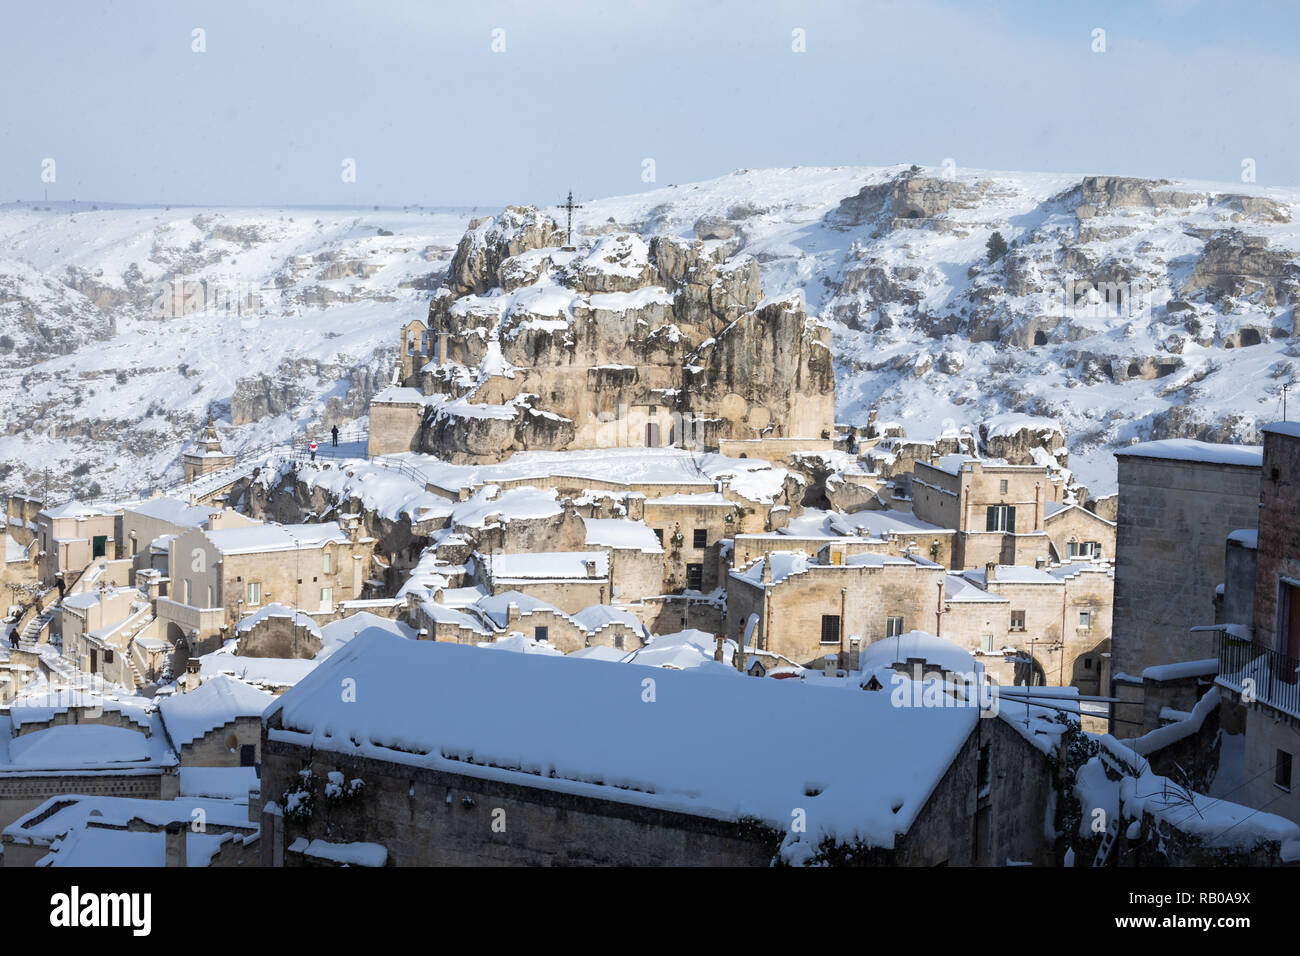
[331,425,339,447]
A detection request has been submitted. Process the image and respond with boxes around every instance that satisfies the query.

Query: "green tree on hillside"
[986,231,1009,264]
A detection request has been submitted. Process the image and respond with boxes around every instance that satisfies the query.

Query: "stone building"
[725,550,946,667]
[1213,422,1300,825]
[157,519,369,663]
[158,674,273,768]
[1042,502,1116,563]
[1,793,259,867]
[258,628,1056,866]
[369,206,835,460]
[1111,439,1262,735]
[58,585,152,685]
[911,457,1061,571]
[0,691,179,832]
[120,497,260,579]
[940,563,1114,695]
[181,415,236,483]
[34,500,121,588]
[476,551,610,613]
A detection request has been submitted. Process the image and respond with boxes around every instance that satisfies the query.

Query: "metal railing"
[1217,629,1300,718]
[70,423,371,507]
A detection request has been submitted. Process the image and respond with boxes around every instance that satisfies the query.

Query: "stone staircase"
[18,609,52,649]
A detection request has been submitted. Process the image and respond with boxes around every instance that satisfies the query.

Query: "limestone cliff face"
[395,206,835,462]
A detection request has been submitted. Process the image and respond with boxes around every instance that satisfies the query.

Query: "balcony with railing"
[1215,627,1300,719]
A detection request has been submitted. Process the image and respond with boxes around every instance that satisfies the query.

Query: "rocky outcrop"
[1181,230,1300,307]
[396,205,836,462]
[445,206,564,296]
[829,170,986,232]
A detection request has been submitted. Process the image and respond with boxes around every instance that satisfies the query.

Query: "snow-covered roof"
[3,794,250,847]
[205,522,348,555]
[943,573,1008,603]
[474,590,565,627]
[571,604,648,638]
[42,500,117,520]
[6,688,154,731]
[159,675,274,747]
[859,631,976,678]
[317,612,415,657]
[477,633,564,656]
[0,720,175,773]
[266,630,981,856]
[484,551,609,582]
[1262,421,1300,439]
[35,826,233,867]
[123,497,216,528]
[288,838,388,866]
[622,629,735,671]
[235,603,322,637]
[963,565,1061,587]
[568,646,631,663]
[1140,658,1218,682]
[371,386,425,405]
[582,517,665,553]
[1227,529,1259,550]
[1116,439,1263,468]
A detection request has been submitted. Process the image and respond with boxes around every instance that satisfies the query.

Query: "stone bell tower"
[182,415,236,483]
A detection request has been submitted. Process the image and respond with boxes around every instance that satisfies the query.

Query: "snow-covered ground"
[3,163,1298,499]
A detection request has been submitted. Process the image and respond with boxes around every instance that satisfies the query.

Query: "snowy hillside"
[2,163,1298,500]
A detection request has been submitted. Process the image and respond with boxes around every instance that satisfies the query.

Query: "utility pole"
[559,191,582,245]
[1284,383,1290,421]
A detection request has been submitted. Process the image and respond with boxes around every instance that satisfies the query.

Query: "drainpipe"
[839,586,847,669]
[935,579,945,637]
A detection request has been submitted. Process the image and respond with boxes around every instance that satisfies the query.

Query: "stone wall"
[1253,429,1300,648]
[260,738,776,866]
[0,771,168,834]
[367,399,422,457]
[726,560,945,667]
[1111,454,1261,734]
[180,717,263,767]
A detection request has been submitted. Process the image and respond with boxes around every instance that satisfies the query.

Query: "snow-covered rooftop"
[266,630,981,856]
[1116,439,1263,468]
[205,522,349,555]
[158,675,274,748]
[582,517,665,553]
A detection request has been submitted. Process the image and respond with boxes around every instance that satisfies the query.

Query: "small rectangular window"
[820,615,841,645]
[534,626,549,643]
[323,551,332,573]
[1010,610,1026,631]
[1277,750,1293,791]
[693,529,708,549]
[686,563,703,591]
[1078,611,1092,629]
[247,582,261,606]
[981,634,994,652]
[998,479,1008,495]
[886,616,904,638]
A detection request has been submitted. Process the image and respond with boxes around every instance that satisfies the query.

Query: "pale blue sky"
[2,0,1296,206]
